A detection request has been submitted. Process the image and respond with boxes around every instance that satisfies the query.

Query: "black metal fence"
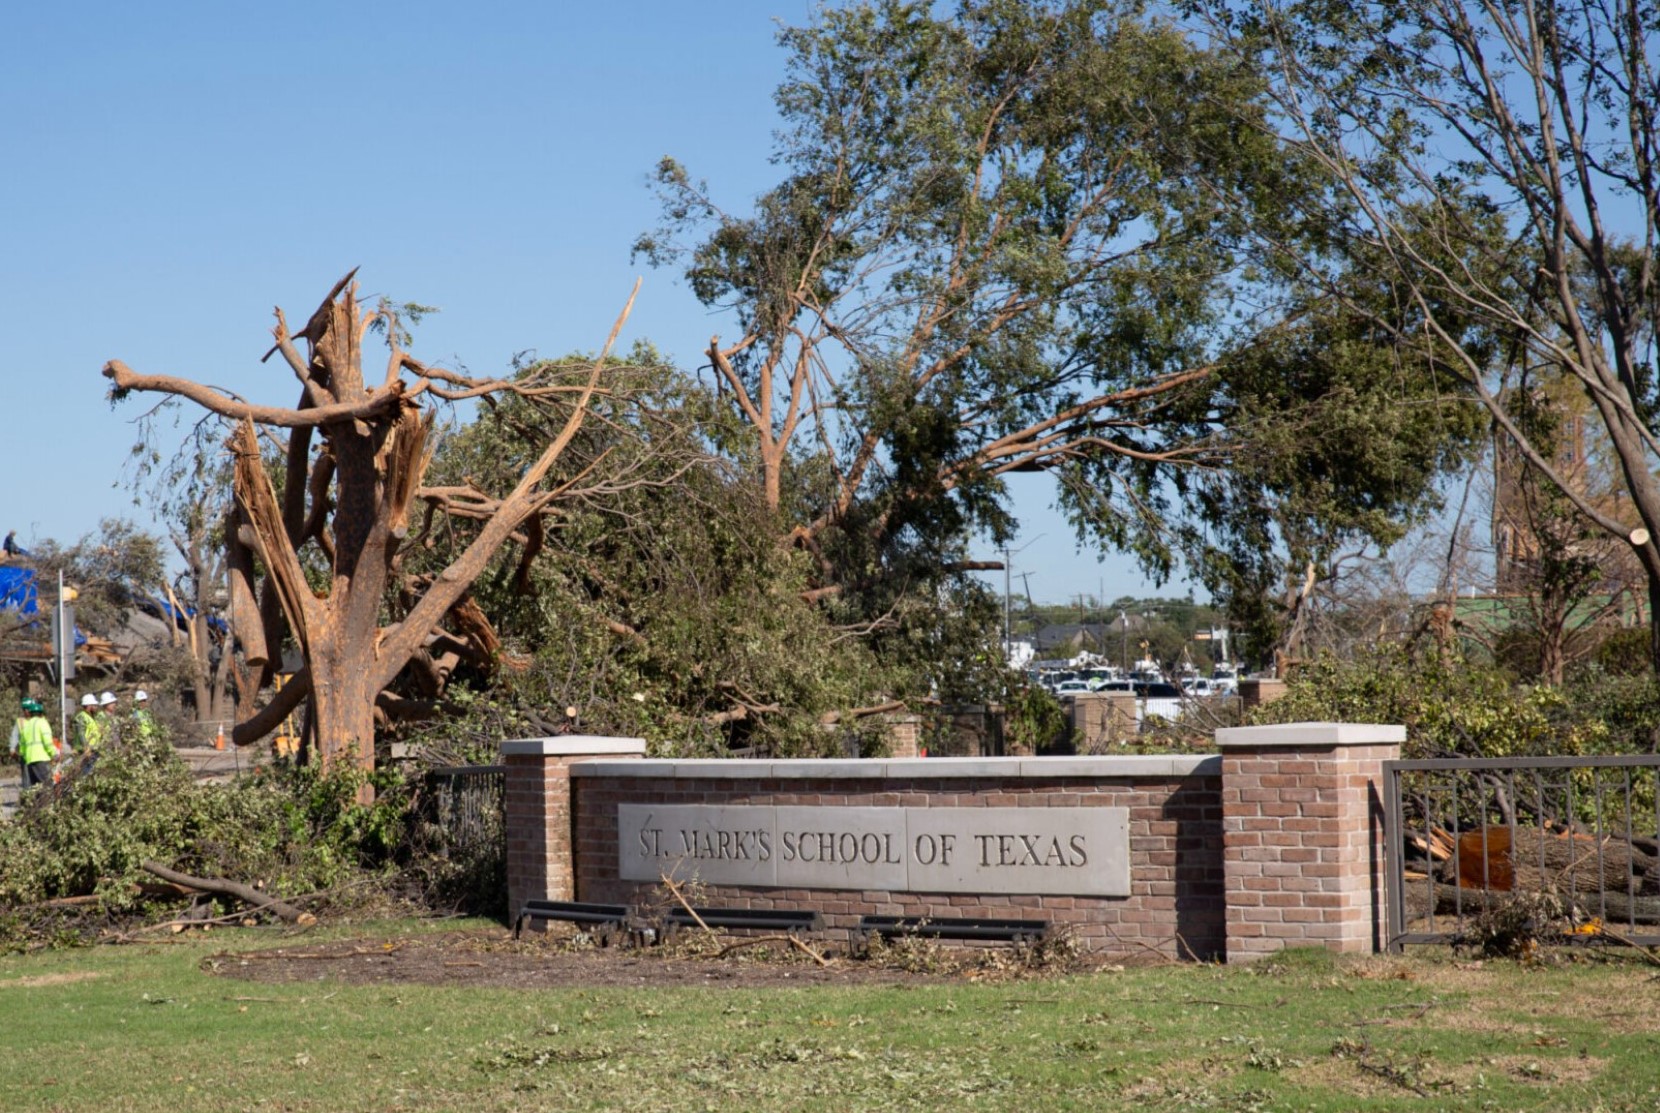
[1385,754,1660,950]
[424,764,505,859]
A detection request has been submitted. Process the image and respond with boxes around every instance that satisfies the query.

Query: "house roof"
[1033,622,1114,650]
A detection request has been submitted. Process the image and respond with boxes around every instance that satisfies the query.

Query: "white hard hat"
[98,691,117,706]
[134,690,149,702]
[81,693,98,707]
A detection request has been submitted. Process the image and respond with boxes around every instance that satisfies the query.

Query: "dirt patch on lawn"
[202,926,1104,990]
[0,970,106,989]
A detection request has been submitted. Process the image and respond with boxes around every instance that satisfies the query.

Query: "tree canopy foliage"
[99,0,1641,766]
[640,0,1487,663]
[402,354,907,756]
[1251,643,1660,759]
[1187,0,1660,662]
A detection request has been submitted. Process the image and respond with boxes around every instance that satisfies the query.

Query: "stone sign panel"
[774,806,909,891]
[617,803,1129,896]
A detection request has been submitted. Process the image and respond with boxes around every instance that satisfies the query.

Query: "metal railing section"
[424,764,506,857]
[1385,754,1660,951]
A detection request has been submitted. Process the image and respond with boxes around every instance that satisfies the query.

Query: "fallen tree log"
[1398,878,1660,927]
[1436,826,1660,895]
[140,861,317,927]
[16,880,201,914]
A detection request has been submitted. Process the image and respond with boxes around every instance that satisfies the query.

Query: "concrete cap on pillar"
[1215,722,1405,748]
[500,736,647,757]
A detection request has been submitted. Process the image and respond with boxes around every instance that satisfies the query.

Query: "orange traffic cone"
[214,724,226,751]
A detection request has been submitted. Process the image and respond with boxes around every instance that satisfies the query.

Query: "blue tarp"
[0,566,40,615]
[148,594,229,636]
[0,565,86,646]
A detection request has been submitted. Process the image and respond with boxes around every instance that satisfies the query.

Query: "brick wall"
[569,757,1226,961]
[503,723,1403,962]
[886,715,922,759]
[1238,678,1288,709]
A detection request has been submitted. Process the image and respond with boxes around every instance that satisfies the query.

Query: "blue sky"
[0,0,1190,605]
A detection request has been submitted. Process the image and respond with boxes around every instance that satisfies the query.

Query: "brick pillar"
[1238,678,1287,709]
[1070,693,1138,748]
[502,736,645,919]
[1217,723,1403,964]
[886,714,923,758]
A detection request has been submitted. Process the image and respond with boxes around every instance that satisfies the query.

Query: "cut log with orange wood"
[1408,828,1456,862]
[1429,828,1456,860]
[1435,826,1660,895]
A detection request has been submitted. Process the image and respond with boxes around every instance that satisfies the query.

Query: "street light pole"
[57,570,66,748]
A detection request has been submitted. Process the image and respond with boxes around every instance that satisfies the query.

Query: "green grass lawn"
[3,922,1658,1111]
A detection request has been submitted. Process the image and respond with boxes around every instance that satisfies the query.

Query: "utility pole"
[1000,536,1043,665]
[1003,545,1012,659]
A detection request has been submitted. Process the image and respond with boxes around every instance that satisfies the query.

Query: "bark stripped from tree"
[105,272,639,779]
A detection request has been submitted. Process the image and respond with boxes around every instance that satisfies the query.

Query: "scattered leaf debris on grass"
[204,924,1117,989]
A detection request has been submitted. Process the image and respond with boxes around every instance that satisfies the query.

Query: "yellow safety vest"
[17,717,54,765]
[74,710,104,751]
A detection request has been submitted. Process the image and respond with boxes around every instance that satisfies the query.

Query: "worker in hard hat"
[10,698,59,789]
[73,693,104,753]
[130,690,160,744]
[96,691,120,746]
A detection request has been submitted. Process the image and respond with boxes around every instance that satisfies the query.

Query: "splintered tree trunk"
[306,409,399,778]
[310,643,380,777]
[107,274,635,791]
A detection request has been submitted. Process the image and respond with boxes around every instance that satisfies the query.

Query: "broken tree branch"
[231,665,310,747]
[103,360,423,427]
[141,861,317,926]
[658,871,715,940]
[715,934,832,967]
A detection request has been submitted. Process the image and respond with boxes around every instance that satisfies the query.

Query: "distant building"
[1490,384,1644,611]
[1033,623,1113,654]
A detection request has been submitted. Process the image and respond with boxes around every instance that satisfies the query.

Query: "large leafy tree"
[1178,206,1497,664]
[1187,0,1660,665]
[640,0,1478,660]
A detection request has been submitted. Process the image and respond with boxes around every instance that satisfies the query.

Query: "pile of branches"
[0,737,492,951]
